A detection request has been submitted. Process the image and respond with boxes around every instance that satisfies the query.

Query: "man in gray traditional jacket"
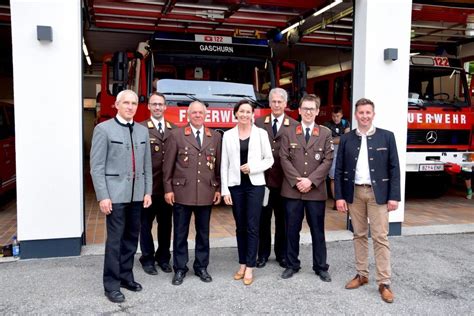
[90,89,152,303]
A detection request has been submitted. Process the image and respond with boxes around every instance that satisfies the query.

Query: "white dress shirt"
[150,116,165,134]
[190,125,204,144]
[354,125,375,185]
[271,114,284,133]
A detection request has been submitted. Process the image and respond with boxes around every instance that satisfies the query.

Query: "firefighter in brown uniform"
[279,94,334,282]
[139,92,177,275]
[254,87,298,269]
[163,101,222,286]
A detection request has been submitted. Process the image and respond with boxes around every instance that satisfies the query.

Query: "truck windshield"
[157,79,257,108]
[408,66,469,108]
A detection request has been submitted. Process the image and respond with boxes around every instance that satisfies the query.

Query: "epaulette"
[320,125,331,132]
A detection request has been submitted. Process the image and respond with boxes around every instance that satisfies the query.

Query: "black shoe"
[277,258,288,268]
[120,280,143,292]
[195,269,213,283]
[158,262,173,273]
[105,290,125,303]
[256,258,268,268]
[172,271,186,285]
[315,270,332,282]
[281,268,299,279]
[143,265,158,275]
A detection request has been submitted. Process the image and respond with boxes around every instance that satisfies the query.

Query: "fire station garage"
[0,0,473,259]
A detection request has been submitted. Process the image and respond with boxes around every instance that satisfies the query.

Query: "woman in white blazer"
[221,100,274,285]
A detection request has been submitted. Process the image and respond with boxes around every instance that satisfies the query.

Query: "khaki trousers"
[349,185,391,285]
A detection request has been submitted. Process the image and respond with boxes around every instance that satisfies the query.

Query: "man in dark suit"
[163,101,222,285]
[90,89,153,303]
[139,92,176,275]
[255,88,298,269]
[335,98,400,304]
[279,94,333,282]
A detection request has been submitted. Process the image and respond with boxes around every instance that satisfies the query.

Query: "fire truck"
[98,32,302,128]
[0,101,15,196]
[303,55,474,196]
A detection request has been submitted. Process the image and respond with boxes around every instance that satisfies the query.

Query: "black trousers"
[229,183,265,268]
[172,203,212,273]
[103,202,141,292]
[139,194,173,267]
[258,187,286,261]
[285,198,329,273]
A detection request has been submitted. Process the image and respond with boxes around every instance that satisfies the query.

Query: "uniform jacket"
[163,125,221,206]
[334,127,401,204]
[90,117,153,203]
[280,124,334,200]
[140,119,177,196]
[255,114,299,188]
[220,124,274,196]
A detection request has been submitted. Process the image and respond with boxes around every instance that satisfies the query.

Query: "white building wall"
[11,0,83,250]
[352,0,412,225]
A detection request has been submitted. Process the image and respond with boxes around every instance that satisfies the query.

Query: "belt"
[355,183,372,188]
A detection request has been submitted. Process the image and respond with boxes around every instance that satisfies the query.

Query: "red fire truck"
[98,32,302,129]
[303,56,474,196]
[0,101,15,196]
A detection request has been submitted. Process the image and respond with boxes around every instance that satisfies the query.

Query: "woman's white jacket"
[220,124,274,196]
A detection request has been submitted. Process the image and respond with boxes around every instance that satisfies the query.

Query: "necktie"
[158,122,163,134]
[272,118,278,137]
[196,130,201,148]
[305,127,310,143]
[126,123,136,177]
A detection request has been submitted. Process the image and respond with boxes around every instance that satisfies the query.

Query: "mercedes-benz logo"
[426,131,438,144]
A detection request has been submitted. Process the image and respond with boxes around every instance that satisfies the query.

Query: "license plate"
[419,164,444,172]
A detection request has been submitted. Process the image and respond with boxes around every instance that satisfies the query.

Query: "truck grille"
[407,129,470,146]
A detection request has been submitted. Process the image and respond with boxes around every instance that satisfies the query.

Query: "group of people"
[90,88,401,305]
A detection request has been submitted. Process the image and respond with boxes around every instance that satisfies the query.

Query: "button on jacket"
[140,119,177,195]
[163,125,221,206]
[220,124,274,196]
[255,115,299,188]
[334,127,401,204]
[280,124,334,201]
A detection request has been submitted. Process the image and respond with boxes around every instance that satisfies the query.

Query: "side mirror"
[113,52,128,82]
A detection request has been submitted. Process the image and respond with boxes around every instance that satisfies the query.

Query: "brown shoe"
[345,274,369,289]
[379,284,394,303]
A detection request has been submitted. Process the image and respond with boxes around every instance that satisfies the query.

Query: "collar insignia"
[264,116,270,124]
[184,126,192,136]
[296,125,303,135]
[284,118,290,126]
[312,126,319,136]
[166,121,172,129]
[147,121,154,129]
[205,127,212,137]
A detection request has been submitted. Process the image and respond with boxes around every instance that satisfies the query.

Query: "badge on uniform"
[315,153,321,161]
[155,145,160,152]
[330,143,335,151]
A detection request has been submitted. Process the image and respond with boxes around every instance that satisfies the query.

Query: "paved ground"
[0,232,473,314]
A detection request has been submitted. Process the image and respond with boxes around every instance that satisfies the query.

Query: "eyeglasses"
[149,103,165,107]
[300,107,317,113]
